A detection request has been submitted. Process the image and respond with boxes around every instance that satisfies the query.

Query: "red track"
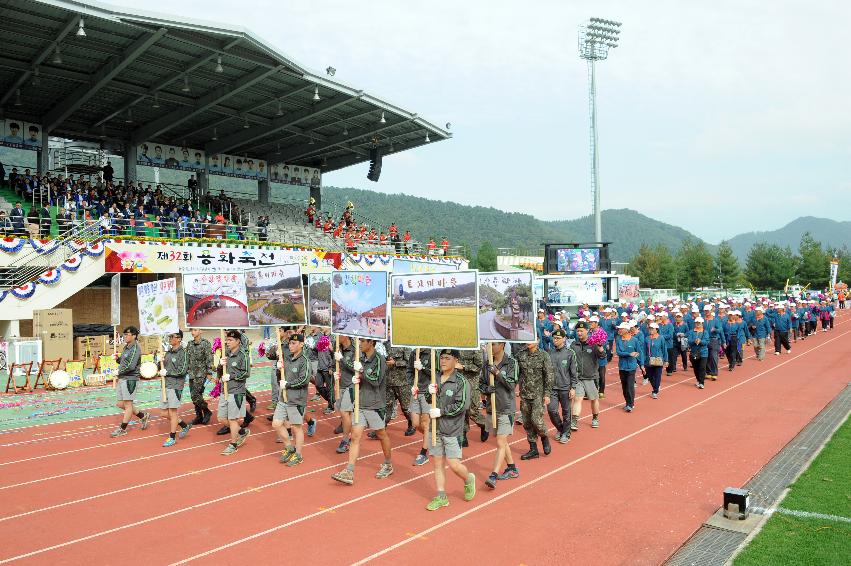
[1,314,848,565]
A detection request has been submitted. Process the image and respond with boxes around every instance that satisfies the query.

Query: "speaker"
[367,147,383,182]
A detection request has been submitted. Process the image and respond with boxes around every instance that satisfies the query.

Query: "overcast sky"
[109,0,851,243]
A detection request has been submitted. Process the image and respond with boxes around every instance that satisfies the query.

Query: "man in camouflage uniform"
[459,347,487,445]
[517,341,554,460]
[186,328,214,425]
[384,346,416,436]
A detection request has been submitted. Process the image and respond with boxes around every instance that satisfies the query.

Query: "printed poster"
[183,272,249,328]
[137,278,180,336]
[331,271,388,339]
[307,273,332,327]
[245,264,306,327]
[477,271,536,342]
[617,276,641,302]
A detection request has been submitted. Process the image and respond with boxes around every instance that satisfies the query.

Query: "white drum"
[140,361,158,378]
[49,370,71,390]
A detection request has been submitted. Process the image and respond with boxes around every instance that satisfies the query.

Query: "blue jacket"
[688,329,710,358]
[646,336,668,364]
[660,322,675,349]
[616,335,640,371]
[537,318,554,350]
[633,331,646,366]
[704,316,726,346]
[737,322,749,343]
[772,312,791,332]
[752,317,773,339]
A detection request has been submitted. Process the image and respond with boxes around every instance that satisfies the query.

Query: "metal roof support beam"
[205,94,359,154]
[131,66,280,143]
[42,28,168,131]
[272,117,407,163]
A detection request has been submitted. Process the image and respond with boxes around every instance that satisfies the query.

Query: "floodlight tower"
[578,17,621,243]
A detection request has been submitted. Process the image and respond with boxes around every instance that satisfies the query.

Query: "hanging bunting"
[37,269,61,285]
[28,238,60,255]
[61,255,83,272]
[0,238,25,253]
[10,282,37,299]
[82,241,105,257]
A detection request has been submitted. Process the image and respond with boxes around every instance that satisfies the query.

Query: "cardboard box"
[74,335,112,367]
[33,309,73,362]
[139,335,164,354]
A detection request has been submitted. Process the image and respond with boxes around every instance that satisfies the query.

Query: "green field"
[392,305,478,348]
[734,415,851,566]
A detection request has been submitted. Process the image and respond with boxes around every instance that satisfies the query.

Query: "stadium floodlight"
[215,56,223,73]
[125,108,133,123]
[276,100,283,116]
[309,133,315,145]
[379,111,386,124]
[342,123,349,136]
[578,16,621,243]
[326,66,336,76]
[181,76,191,92]
[152,92,160,108]
[32,67,40,86]
[14,89,21,106]
[425,131,430,142]
[275,142,281,154]
[242,115,249,128]
[212,127,218,141]
[52,45,62,64]
[313,86,321,101]
[76,17,86,37]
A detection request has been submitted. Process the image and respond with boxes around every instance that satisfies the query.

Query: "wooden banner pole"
[488,343,497,429]
[334,336,340,401]
[158,337,166,403]
[220,329,228,398]
[354,338,361,424]
[112,328,118,389]
[276,328,287,403]
[430,349,437,446]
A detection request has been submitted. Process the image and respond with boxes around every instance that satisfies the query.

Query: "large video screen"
[556,248,600,272]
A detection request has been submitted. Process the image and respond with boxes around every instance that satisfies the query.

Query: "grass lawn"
[734,415,851,566]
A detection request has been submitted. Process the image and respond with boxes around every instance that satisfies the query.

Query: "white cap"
[603,307,612,313]
[647,314,656,319]
[777,303,786,309]
[589,315,600,322]
[719,303,729,309]
[649,322,659,329]
[675,312,683,317]
[660,311,670,317]
[691,306,700,313]
[617,322,630,329]
[733,310,742,315]
[629,320,638,328]
[755,306,764,312]
[703,305,713,311]
[694,317,705,323]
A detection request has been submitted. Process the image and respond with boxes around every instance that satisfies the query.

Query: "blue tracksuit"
[616,335,640,371]
[752,317,772,339]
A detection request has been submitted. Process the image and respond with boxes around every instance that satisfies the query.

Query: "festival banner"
[104,242,342,274]
[207,153,266,179]
[478,271,536,343]
[331,271,388,339]
[307,273,332,327]
[617,276,641,302]
[137,142,205,172]
[269,162,321,188]
[245,264,306,327]
[1,118,42,150]
[829,260,839,290]
[393,258,459,274]
[390,270,479,349]
[183,272,249,328]
[137,277,180,336]
[545,276,605,306]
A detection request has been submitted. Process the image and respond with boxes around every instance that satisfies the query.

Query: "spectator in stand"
[256,215,269,241]
[379,231,388,246]
[26,206,40,238]
[214,211,226,224]
[305,198,316,225]
[103,161,114,184]
[403,230,411,253]
[0,211,11,235]
[427,237,437,255]
[39,201,52,237]
[187,175,198,202]
[10,202,25,236]
[441,237,449,255]
[0,161,5,187]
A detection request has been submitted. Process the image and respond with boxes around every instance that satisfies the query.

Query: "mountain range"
[322,186,849,262]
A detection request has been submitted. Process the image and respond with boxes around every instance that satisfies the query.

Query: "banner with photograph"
[617,276,641,302]
[208,153,267,179]
[1,118,42,150]
[245,264,305,327]
[545,276,605,306]
[478,271,536,342]
[269,162,321,188]
[307,273,332,327]
[183,272,249,328]
[137,142,205,172]
[393,258,459,274]
[331,271,388,339]
[137,277,180,336]
[390,270,479,349]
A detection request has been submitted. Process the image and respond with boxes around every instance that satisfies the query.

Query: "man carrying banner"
[425,349,475,510]
[159,330,192,447]
[332,338,394,484]
[384,345,416,436]
[408,347,433,466]
[459,348,487,445]
[480,342,519,489]
[516,341,554,460]
[110,326,150,437]
[333,335,357,453]
[186,328,213,425]
[274,334,312,467]
[219,330,251,455]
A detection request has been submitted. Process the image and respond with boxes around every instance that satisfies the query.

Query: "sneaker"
[642,378,649,386]
[786,349,791,354]
[335,439,350,454]
[485,473,498,489]
[333,424,344,435]
[404,426,416,436]
[624,405,633,413]
[110,427,127,438]
[279,447,295,464]
[774,352,780,356]
[331,469,354,485]
[598,393,605,399]
[140,412,151,430]
[235,429,250,446]
[216,425,230,436]
[266,403,276,410]
[178,423,192,439]
[698,383,705,389]
[375,463,394,479]
[163,437,176,447]
[651,392,658,399]
[463,473,476,501]
[426,494,449,511]
[221,443,238,456]
[497,467,519,480]
[590,417,599,428]
[286,453,303,467]
[570,416,579,431]
[307,420,316,437]
[276,437,285,444]
[367,431,378,440]
[323,407,334,415]
[413,452,429,466]
[558,432,570,444]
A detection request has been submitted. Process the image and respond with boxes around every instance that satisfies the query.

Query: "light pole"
[578,17,621,243]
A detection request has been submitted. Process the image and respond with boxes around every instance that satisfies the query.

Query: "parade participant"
[274,334,312,467]
[333,335,357,453]
[516,340,554,460]
[735,310,748,365]
[722,311,740,372]
[589,315,609,396]
[659,311,676,376]
[615,322,639,412]
[773,303,792,355]
[480,342,519,489]
[459,348,487,445]
[424,349,475,511]
[688,318,710,389]
[536,309,553,351]
[547,328,578,443]
[568,320,605,430]
[219,330,251,455]
[186,328,214,425]
[789,302,801,342]
[751,307,773,361]
[159,330,191,447]
[703,305,725,381]
[110,326,149,437]
[332,338,394,484]
[408,347,433,465]
[215,330,257,435]
[265,327,292,411]
[382,346,416,436]
[645,323,667,399]
[315,334,335,414]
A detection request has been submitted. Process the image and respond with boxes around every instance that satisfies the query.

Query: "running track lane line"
[172,326,851,565]
[348,327,851,565]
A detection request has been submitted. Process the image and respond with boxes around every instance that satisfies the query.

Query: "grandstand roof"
[0,0,451,172]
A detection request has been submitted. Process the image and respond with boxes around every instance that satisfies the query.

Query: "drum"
[140,361,158,378]
[49,370,71,390]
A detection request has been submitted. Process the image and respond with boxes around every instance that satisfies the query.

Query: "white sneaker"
[774,352,780,356]
[786,349,791,354]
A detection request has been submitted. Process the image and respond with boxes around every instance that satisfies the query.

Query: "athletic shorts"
[217,394,247,421]
[158,388,183,410]
[352,408,385,430]
[428,434,462,459]
[485,413,514,436]
[575,379,599,401]
[116,379,137,401]
[273,403,305,425]
[335,386,354,412]
[408,393,431,414]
